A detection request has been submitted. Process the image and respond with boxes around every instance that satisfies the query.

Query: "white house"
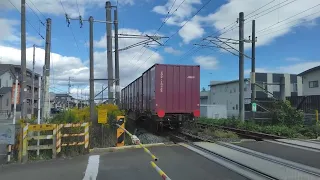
[298,66,320,96]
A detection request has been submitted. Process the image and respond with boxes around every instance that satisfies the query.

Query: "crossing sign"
[252,103,257,112]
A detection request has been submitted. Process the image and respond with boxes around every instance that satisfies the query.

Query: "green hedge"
[198,117,320,139]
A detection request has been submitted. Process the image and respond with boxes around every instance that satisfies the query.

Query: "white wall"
[209,81,251,118]
[301,70,320,96]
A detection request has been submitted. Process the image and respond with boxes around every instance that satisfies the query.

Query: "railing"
[20,123,90,163]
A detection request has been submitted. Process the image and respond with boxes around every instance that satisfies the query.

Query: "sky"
[0,0,320,100]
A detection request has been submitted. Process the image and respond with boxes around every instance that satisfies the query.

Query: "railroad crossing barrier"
[150,161,172,180]
[56,123,89,153]
[20,123,89,162]
[115,117,158,161]
[116,116,125,147]
[22,124,57,163]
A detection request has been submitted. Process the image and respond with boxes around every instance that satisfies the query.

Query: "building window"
[309,81,319,88]
[291,83,297,92]
[6,98,9,106]
[236,104,238,110]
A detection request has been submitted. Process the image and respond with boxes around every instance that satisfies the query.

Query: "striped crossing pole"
[115,122,158,161]
[22,123,29,163]
[84,123,89,149]
[56,124,62,153]
[150,161,172,180]
[116,116,125,147]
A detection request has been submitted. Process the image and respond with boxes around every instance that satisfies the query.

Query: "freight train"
[121,63,200,132]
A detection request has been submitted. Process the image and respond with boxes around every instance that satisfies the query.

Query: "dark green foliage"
[271,100,304,126]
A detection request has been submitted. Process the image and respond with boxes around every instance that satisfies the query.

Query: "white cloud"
[193,56,219,70]
[152,0,201,26]
[0,28,163,96]
[244,61,320,75]
[0,0,136,18]
[179,16,205,43]
[164,47,182,55]
[202,0,320,49]
[0,18,19,42]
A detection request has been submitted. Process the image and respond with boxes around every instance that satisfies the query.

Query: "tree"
[201,87,206,92]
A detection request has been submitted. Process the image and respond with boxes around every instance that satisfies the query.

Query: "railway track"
[195,122,285,140]
[169,131,320,180]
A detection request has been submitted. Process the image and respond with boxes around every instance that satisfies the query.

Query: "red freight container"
[122,63,200,118]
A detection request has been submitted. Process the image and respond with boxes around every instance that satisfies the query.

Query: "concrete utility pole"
[106,1,114,104]
[101,85,104,103]
[251,20,256,120]
[43,18,52,119]
[239,12,245,122]
[21,0,27,119]
[114,8,120,106]
[89,16,95,123]
[32,44,35,117]
[68,77,72,109]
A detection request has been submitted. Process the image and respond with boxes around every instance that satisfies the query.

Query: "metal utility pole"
[32,44,35,117]
[89,16,95,123]
[239,12,245,122]
[251,20,256,120]
[21,0,27,119]
[114,8,120,106]
[106,1,114,104]
[43,18,52,119]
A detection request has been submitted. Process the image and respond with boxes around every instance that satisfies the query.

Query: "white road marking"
[83,155,100,180]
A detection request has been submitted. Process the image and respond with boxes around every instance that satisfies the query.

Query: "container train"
[121,63,200,132]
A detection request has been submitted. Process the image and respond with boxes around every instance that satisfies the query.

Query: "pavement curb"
[89,143,176,153]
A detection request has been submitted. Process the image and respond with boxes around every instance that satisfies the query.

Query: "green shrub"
[270,100,304,126]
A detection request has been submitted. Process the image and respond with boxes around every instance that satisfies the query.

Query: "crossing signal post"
[116,116,125,147]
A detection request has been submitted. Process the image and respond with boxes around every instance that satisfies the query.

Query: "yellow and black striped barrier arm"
[115,119,158,161]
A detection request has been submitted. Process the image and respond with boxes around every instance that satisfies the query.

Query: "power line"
[56,0,82,53]
[26,1,45,26]
[157,0,178,31]
[246,0,299,21]
[27,0,47,19]
[258,9,320,37]
[245,0,276,18]
[257,3,320,34]
[75,0,81,16]
[8,0,44,40]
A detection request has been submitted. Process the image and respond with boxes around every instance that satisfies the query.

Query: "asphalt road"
[0,144,6,165]
[236,141,320,169]
[0,145,248,180]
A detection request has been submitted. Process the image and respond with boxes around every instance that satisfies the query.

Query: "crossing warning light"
[116,116,125,147]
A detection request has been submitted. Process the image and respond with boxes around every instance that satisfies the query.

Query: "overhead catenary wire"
[7,0,45,40]
[26,1,45,26]
[258,10,320,37]
[56,0,82,53]
[245,0,276,18]
[256,3,320,34]
[133,0,213,73]
[28,0,47,19]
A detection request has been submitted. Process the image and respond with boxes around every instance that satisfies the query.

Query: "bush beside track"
[198,117,320,139]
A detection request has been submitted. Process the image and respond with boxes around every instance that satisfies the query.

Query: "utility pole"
[251,20,256,120]
[89,16,95,124]
[239,12,245,122]
[101,85,104,103]
[114,8,120,106]
[106,1,114,104]
[21,0,27,119]
[43,18,52,119]
[32,44,35,117]
[68,77,71,109]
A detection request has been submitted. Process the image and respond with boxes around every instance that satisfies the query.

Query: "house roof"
[0,63,41,77]
[298,65,320,76]
[209,78,250,87]
[0,64,13,76]
[0,87,12,95]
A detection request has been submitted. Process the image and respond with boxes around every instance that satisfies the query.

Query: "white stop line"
[83,155,100,180]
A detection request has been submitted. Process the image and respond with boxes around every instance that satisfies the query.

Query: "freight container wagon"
[121,63,200,132]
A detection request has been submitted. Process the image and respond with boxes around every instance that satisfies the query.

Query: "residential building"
[200,91,209,104]
[0,87,12,119]
[0,64,40,116]
[53,93,76,109]
[298,65,320,96]
[208,72,302,118]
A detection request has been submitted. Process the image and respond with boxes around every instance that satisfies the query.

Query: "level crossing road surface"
[235,140,320,169]
[0,144,248,180]
[0,144,6,165]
